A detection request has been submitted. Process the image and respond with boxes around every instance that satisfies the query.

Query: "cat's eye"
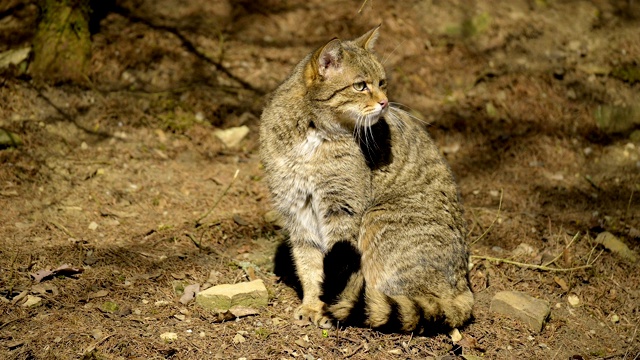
[379,79,387,88]
[353,81,368,91]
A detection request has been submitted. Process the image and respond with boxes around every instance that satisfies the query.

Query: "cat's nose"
[379,98,388,109]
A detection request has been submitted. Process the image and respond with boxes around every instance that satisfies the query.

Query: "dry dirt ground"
[1,0,639,359]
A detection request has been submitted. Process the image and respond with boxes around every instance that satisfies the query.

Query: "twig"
[542,232,580,267]
[344,342,364,358]
[623,324,638,359]
[25,82,113,139]
[470,255,592,272]
[83,334,114,355]
[471,189,503,245]
[0,316,29,330]
[357,0,370,13]
[49,221,76,238]
[626,188,635,218]
[111,5,264,95]
[196,169,239,226]
[185,232,226,258]
[584,175,602,191]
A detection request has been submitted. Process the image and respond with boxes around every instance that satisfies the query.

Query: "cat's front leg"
[290,242,333,329]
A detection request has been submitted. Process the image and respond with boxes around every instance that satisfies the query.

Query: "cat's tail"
[319,241,473,333]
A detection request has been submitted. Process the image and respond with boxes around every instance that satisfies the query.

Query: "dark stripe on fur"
[314,84,352,102]
[320,241,361,306]
[343,284,367,327]
[374,296,403,333]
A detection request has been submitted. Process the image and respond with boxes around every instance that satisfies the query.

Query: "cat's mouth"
[363,107,388,126]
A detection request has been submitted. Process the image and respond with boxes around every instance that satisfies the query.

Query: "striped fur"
[260,27,473,333]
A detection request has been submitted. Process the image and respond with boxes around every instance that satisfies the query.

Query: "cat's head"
[304,26,388,129]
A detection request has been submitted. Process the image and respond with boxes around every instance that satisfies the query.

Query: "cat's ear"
[306,38,343,83]
[354,25,381,51]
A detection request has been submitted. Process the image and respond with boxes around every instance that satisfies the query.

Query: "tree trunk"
[30,0,91,84]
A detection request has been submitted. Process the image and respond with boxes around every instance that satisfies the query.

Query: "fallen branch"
[470,255,592,272]
[471,189,503,245]
[48,221,76,238]
[542,232,580,267]
[196,169,239,227]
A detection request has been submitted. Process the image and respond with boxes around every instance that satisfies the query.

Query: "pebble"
[233,334,246,344]
[160,332,178,342]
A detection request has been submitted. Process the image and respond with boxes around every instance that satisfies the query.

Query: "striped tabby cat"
[260,27,473,333]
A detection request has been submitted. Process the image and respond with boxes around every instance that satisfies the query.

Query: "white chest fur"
[273,130,327,250]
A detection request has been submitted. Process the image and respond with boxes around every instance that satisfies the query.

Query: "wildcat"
[259,27,473,333]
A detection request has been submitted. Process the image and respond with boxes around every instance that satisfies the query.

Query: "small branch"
[185,232,229,259]
[49,221,76,238]
[584,175,602,191]
[344,342,364,358]
[471,189,503,245]
[25,82,113,139]
[626,188,635,218]
[470,255,592,272]
[111,5,264,95]
[357,0,370,13]
[196,169,239,226]
[542,232,580,267]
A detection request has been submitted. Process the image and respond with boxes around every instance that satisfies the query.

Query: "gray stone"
[196,279,268,311]
[490,291,550,332]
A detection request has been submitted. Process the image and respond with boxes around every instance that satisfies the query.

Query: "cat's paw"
[294,303,333,329]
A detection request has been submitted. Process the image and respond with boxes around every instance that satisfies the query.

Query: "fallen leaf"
[22,295,42,307]
[31,283,59,296]
[11,290,28,305]
[100,301,119,313]
[553,276,570,292]
[88,290,109,300]
[31,264,84,283]
[30,269,54,283]
[237,244,252,254]
[233,214,249,226]
[295,336,309,348]
[171,272,186,280]
[5,340,25,350]
[457,334,479,349]
[179,284,200,305]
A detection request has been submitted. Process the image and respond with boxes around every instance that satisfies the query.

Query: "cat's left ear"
[305,38,343,84]
[354,25,381,51]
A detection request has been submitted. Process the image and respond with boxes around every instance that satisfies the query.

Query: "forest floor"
[1,0,639,359]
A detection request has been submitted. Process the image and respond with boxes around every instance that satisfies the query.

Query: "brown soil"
[1,0,639,359]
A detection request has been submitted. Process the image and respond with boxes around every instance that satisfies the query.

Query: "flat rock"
[214,125,249,148]
[0,47,30,69]
[594,231,638,262]
[196,279,268,311]
[490,291,550,332]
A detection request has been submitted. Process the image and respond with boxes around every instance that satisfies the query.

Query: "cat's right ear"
[305,38,342,84]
